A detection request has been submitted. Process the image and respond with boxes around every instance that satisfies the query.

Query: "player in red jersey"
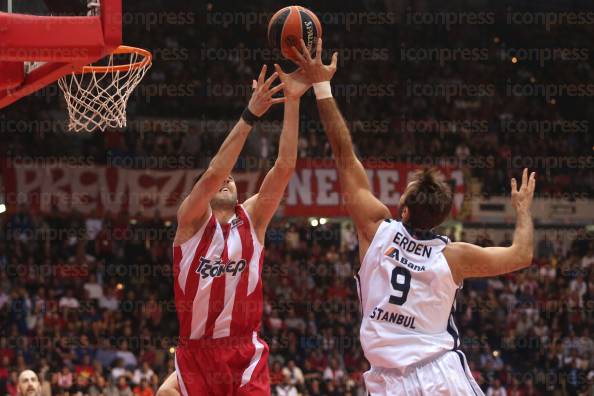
[157,65,310,396]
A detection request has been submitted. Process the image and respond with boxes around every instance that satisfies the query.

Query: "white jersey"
[357,219,461,371]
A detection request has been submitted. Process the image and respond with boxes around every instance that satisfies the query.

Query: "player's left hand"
[291,38,338,83]
[274,64,311,99]
[511,168,536,213]
[248,65,285,117]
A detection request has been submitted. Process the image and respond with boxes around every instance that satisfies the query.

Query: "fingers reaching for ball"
[291,38,338,84]
[315,37,323,61]
[248,67,285,117]
[257,64,267,87]
[299,39,313,62]
[274,64,312,99]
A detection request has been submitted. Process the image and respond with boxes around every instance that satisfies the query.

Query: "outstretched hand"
[511,168,536,213]
[291,38,338,83]
[247,65,285,117]
[274,64,311,99]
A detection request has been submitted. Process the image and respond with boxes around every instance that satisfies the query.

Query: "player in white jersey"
[292,39,536,395]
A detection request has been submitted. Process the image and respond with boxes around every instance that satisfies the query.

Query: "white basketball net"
[58,49,151,132]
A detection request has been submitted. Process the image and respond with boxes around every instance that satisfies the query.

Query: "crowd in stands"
[0,206,593,395]
[1,0,592,195]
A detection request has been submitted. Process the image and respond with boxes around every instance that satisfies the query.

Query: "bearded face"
[17,371,41,396]
[210,175,238,209]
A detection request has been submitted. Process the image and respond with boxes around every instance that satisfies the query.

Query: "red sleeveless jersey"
[173,204,264,340]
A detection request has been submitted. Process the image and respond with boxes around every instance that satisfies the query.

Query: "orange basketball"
[267,6,323,62]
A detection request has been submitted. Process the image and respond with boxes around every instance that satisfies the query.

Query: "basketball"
[267,6,322,62]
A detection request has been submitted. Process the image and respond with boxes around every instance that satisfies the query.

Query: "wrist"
[241,106,260,126]
[313,81,332,100]
[516,207,532,216]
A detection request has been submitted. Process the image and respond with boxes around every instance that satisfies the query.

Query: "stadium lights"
[0,204,5,214]
[310,218,328,227]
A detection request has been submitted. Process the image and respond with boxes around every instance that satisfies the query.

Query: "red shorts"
[175,332,270,396]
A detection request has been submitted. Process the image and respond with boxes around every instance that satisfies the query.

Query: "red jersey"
[173,204,264,340]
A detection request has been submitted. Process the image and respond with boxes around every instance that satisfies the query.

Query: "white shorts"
[363,350,484,396]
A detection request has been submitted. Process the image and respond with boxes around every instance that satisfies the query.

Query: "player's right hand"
[274,64,311,99]
[511,168,536,213]
[292,38,338,83]
[247,65,285,117]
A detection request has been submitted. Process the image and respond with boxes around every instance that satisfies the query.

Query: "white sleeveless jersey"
[357,219,461,371]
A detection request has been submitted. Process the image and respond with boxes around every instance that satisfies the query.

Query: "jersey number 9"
[389,267,411,305]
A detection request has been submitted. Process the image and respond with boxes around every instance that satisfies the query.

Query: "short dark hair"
[402,168,453,230]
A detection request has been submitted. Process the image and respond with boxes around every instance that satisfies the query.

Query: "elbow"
[523,250,534,268]
[515,248,534,270]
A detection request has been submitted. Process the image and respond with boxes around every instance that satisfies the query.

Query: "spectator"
[58,288,80,311]
[323,358,345,386]
[74,354,94,379]
[116,341,138,370]
[6,371,17,396]
[281,360,304,387]
[486,379,507,396]
[52,366,73,392]
[132,362,155,386]
[269,361,284,387]
[16,370,40,396]
[99,288,119,312]
[88,375,107,396]
[284,308,306,334]
[111,359,131,382]
[132,378,153,396]
[105,376,133,396]
[275,372,298,396]
[96,339,117,369]
[84,274,104,300]
[569,274,587,307]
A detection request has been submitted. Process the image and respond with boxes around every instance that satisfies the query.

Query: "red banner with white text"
[0,159,464,218]
[283,160,464,217]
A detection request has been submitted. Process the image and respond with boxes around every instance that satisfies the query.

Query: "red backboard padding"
[0,0,122,109]
[0,62,25,90]
[0,13,107,61]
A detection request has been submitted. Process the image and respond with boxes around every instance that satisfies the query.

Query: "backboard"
[0,0,122,109]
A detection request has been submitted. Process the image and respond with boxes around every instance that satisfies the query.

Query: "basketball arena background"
[0,0,593,395]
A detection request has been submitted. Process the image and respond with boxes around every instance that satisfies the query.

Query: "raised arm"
[244,65,311,243]
[445,169,536,284]
[175,66,284,244]
[293,38,390,254]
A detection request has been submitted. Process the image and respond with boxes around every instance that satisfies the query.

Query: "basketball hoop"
[58,45,152,132]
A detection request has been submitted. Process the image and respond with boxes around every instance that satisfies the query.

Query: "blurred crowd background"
[0,209,593,395]
[1,0,594,395]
